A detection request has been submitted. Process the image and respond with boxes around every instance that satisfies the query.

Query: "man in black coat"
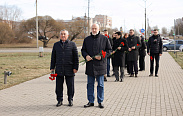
[147,29,163,77]
[112,31,128,82]
[81,24,112,108]
[139,35,147,71]
[50,30,79,107]
[127,29,141,77]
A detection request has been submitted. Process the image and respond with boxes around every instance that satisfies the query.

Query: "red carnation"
[101,50,106,58]
[137,44,140,46]
[49,73,57,81]
[150,56,153,60]
[121,42,124,46]
[104,34,109,38]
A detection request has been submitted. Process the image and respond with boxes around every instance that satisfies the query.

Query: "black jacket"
[112,38,128,67]
[127,35,141,61]
[81,32,112,76]
[139,37,147,56]
[147,34,163,54]
[50,39,79,76]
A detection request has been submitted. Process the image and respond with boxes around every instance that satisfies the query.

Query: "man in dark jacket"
[112,31,128,82]
[50,30,79,107]
[81,24,112,108]
[147,29,163,77]
[139,35,146,71]
[127,29,141,77]
[104,29,113,78]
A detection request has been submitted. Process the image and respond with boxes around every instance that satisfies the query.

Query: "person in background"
[112,32,128,82]
[127,29,141,77]
[147,29,163,77]
[123,33,130,75]
[139,35,146,71]
[111,32,116,76]
[104,30,113,79]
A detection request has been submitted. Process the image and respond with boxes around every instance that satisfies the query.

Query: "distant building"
[93,15,112,29]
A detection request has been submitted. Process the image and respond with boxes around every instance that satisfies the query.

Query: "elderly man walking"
[50,30,79,107]
[81,24,112,108]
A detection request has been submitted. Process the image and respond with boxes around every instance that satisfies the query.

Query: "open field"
[0,38,84,48]
[0,52,84,90]
[169,51,183,69]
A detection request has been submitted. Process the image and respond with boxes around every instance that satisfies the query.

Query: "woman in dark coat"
[123,33,130,74]
[112,32,128,82]
[139,36,146,71]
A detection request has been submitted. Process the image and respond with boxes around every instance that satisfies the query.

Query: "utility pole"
[84,13,86,38]
[88,0,90,35]
[144,0,147,39]
[174,19,176,54]
[36,0,38,48]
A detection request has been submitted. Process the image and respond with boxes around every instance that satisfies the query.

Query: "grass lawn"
[0,38,84,48]
[0,52,84,90]
[169,52,183,69]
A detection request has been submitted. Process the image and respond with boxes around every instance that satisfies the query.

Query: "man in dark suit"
[50,30,79,107]
[147,29,163,77]
[139,35,146,71]
[81,24,112,108]
[127,29,141,77]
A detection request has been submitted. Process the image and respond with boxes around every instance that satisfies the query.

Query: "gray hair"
[60,29,69,35]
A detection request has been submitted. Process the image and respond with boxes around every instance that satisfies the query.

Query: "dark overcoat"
[127,35,141,61]
[50,39,79,77]
[139,38,147,56]
[112,38,128,67]
[81,32,112,76]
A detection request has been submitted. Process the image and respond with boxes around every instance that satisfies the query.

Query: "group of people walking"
[50,24,163,109]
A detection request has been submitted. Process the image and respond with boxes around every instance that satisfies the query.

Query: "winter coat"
[112,38,128,67]
[50,39,79,77]
[147,34,163,54]
[81,32,112,76]
[127,35,141,61]
[139,37,147,56]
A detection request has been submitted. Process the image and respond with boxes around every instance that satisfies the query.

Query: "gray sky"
[1,0,183,33]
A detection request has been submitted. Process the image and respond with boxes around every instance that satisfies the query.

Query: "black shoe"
[84,102,94,108]
[107,75,111,77]
[115,80,119,82]
[56,101,62,107]
[120,78,123,82]
[129,74,134,77]
[104,77,107,81]
[112,73,115,76]
[149,74,153,77]
[155,74,158,77]
[98,103,104,108]
[135,74,138,78]
[68,101,73,106]
[139,70,143,71]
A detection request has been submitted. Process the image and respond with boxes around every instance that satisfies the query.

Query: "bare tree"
[20,15,64,47]
[162,27,168,36]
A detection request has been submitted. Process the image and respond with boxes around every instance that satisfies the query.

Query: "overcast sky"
[1,0,183,33]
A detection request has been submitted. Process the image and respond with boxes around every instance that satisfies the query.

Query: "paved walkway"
[0,52,183,116]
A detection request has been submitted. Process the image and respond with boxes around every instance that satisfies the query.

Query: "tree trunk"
[43,41,48,47]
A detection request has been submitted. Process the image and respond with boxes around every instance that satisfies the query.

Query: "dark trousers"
[107,58,110,76]
[150,53,160,75]
[114,66,124,80]
[139,55,145,70]
[56,76,74,102]
[128,61,138,75]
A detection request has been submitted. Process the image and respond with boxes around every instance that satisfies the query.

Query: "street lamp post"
[36,0,38,48]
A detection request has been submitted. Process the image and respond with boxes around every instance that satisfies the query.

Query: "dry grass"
[169,52,183,69]
[0,38,84,48]
[0,52,84,90]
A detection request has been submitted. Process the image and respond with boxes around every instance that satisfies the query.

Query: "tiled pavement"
[0,52,183,116]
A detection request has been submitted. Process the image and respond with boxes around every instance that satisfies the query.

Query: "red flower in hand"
[150,56,153,60]
[121,42,124,46]
[104,34,109,38]
[49,73,57,81]
[101,50,106,58]
[137,44,140,46]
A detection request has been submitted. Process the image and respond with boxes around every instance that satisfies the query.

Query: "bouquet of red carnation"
[111,42,125,56]
[49,72,57,81]
[80,50,106,65]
